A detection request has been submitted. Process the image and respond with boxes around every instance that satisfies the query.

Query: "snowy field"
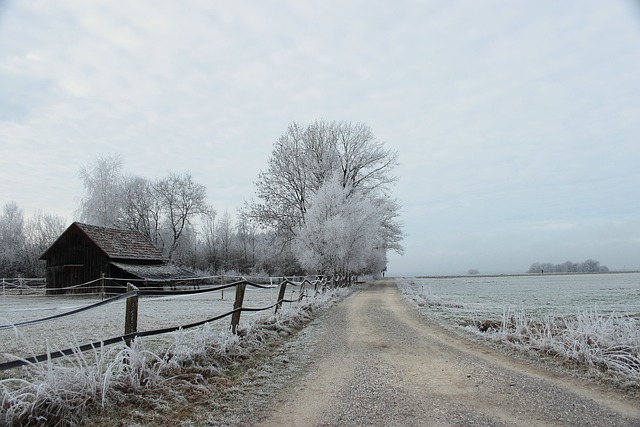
[399,272,640,323]
[0,284,299,365]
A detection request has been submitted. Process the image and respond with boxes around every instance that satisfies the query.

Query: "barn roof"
[110,261,198,281]
[76,223,164,261]
[41,222,165,261]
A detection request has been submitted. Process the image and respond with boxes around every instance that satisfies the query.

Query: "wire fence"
[1,278,47,296]
[1,275,324,297]
[0,276,328,371]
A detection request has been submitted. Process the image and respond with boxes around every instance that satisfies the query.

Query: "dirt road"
[256,280,640,426]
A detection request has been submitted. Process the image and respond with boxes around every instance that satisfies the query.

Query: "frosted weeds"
[1,343,118,426]
[399,280,463,308]
[397,278,640,383]
[490,308,640,379]
[0,287,350,426]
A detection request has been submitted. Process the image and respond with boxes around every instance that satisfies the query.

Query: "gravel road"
[254,280,640,426]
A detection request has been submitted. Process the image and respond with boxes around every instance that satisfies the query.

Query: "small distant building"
[40,222,197,294]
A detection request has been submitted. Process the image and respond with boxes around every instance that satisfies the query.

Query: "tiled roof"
[75,222,165,261]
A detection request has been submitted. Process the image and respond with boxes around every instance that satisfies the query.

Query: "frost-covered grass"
[0,287,350,426]
[0,341,170,426]
[484,308,640,379]
[399,280,463,309]
[397,275,640,384]
[0,286,284,363]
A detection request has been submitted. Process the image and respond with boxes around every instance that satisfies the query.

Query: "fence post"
[230,282,246,334]
[298,282,306,302]
[100,273,105,300]
[275,281,287,313]
[124,283,139,347]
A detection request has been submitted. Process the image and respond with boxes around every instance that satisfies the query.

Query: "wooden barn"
[40,222,197,294]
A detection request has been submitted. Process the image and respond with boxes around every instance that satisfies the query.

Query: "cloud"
[1,0,639,273]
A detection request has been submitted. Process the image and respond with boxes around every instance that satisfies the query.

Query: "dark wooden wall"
[43,227,108,294]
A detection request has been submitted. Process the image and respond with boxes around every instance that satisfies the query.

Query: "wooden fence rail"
[0,276,330,371]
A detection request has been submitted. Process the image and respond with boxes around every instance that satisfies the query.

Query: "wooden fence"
[0,277,328,371]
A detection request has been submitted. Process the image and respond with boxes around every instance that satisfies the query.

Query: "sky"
[1,1,639,276]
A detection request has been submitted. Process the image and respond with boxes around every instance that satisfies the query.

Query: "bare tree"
[121,175,164,248]
[324,121,399,196]
[154,172,207,259]
[251,123,311,238]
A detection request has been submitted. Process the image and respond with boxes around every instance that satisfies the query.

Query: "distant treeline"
[527,259,609,274]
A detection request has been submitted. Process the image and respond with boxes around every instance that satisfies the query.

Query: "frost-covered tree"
[199,206,219,271]
[249,120,403,277]
[171,224,198,267]
[527,259,608,273]
[78,153,125,227]
[249,120,399,240]
[23,210,66,276]
[78,155,211,265]
[294,174,400,278]
[236,212,257,273]
[0,203,65,277]
[216,211,234,271]
[582,259,601,273]
[0,202,26,276]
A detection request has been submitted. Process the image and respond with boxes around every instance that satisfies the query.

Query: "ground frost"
[397,276,640,388]
[0,286,350,426]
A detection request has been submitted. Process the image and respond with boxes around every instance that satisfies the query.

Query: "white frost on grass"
[488,308,640,379]
[0,287,281,363]
[396,278,463,308]
[396,278,640,381]
[0,286,350,426]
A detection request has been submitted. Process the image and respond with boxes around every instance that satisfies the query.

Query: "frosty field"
[400,272,640,323]
[398,272,640,381]
[2,273,639,375]
[0,284,297,365]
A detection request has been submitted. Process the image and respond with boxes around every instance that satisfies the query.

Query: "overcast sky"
[1,1,639,275]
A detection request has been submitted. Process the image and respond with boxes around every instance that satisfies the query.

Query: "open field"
[401,272,640,321]
[398,272,640,383]
[0,285,299,365]
[3,273,638,367]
